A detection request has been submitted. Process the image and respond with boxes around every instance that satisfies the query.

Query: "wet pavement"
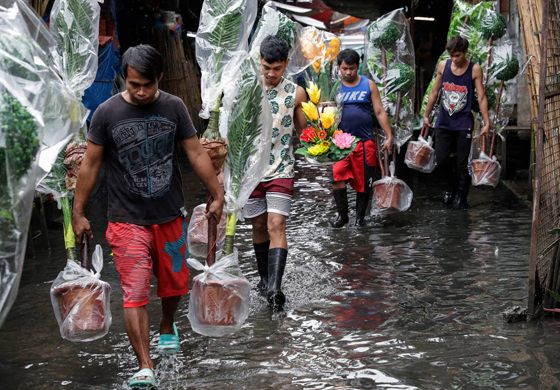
[1,156,560,390]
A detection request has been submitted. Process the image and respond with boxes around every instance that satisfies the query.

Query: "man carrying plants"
[423,35,490,210]
[243,36,307,311]
[331,49,393,227]
[72,45,224,387]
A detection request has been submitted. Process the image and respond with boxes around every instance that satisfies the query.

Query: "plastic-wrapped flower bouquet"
[295,82,358,164]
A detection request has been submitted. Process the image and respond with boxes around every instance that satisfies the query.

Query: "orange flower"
[318,130,327,140]
[312,59,321,73]
[333,130,343,137]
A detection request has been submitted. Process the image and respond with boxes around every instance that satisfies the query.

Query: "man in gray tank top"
[423,36,490,210]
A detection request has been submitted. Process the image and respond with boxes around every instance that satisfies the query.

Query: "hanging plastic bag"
[50,244,112,342]
[187,203,228,258]
[372,162,413,215]
[404,135,436,173]
[471,151,501,187]
[187,248,250,337]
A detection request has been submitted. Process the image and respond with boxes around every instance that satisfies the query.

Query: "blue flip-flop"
[129,367,155,387]
[157,323,179,354]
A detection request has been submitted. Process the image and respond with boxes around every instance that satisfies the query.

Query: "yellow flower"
[306,83,321,105]
[329,37,341,53]
[320,107,336,130]
[302,101,319,122]
[307,141,330,156]
[312,59,321,73]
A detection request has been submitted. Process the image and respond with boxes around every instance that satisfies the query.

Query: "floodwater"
[2,156,560,390]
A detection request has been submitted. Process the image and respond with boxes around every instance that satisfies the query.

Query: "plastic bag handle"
[80,234,92,271]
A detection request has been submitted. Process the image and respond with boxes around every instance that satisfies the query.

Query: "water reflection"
[1,158,558,390]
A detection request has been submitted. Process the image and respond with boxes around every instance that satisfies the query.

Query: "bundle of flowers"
[295,82,358,163]
[299,27,342,103]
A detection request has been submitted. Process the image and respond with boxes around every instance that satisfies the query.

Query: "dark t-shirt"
[88,91,197,225]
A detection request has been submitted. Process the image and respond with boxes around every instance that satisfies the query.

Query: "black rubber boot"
[331,188,349,228]
[355,190,371,226]
[267,247,287,311]
[452,170,471,210]
[253,240,270,296]
[442,190,455,205]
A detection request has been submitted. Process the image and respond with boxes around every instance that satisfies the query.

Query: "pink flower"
[332,132,355,149]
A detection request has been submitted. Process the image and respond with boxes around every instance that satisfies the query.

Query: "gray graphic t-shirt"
[88,91,196,225]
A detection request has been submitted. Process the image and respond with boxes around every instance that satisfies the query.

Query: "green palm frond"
[52,0,96,87]
[226,60,263,201]
[206,0,244,52]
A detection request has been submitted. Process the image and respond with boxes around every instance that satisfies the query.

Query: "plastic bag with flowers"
[295,98,359,164]
[299,27,342,103]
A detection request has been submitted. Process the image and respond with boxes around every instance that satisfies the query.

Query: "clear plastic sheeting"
[187,248,250,337]
[364,8,415,148]
[50,245,112,342]
[49,0,103,98]
[372,162,413,215]
[484,41,520,134]
[196,0,258,118]
[404,135,436,173]
[220,53,272,216]
[249,2,305,78]
[37,74,89,199]
[471,151,501,187]
[0,1,50,327]
[187,203,227,259]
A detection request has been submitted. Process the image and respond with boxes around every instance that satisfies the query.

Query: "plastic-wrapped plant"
[487,54,520,158]
[276,13,297,47]
[0,92,39,211]
[368,20,399,91]
[50,0,100,98]
[222,60,265,257]
[386,63,414,166]
[481,11,508,88]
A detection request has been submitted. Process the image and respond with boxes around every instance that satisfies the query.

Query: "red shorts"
[106,216,189,308]
[249,178,294,198]
[333,140,377,192]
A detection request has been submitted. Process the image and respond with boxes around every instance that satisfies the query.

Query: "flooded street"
[2,157,560,390]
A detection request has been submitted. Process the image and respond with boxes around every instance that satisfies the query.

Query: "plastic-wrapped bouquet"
[295,82,358,164]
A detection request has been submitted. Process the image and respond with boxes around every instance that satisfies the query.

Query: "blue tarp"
[82,43,121,122]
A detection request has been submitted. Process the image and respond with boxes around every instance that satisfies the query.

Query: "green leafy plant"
[473,87,497,113]
[0,93,39,221]
[494,55,520,81]
[368,21,399,48]
[276,13,297,47]
[222,61,264,257]
[51,0,97,95]
[387,63,415,93]
[202,0,245,139]
[481,12,507,41]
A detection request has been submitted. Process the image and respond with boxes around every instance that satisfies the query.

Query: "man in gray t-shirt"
[72,45,224,387]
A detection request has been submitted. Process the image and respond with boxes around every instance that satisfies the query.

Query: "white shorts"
[243,192,293,219]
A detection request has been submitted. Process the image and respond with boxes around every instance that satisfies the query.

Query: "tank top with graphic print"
[263,77,297,181]
[435,59,475,131]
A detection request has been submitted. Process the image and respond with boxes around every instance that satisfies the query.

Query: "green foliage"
[480,12,507,41]
[494,55,520,81]
[0,35,45,82]
[368,21,399,49]
[226,61,264,202]
[0,92,39,216]
[206,0,244,52]
[53,0,96,86]
[387,63,415,93]
[276,13,297,47]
